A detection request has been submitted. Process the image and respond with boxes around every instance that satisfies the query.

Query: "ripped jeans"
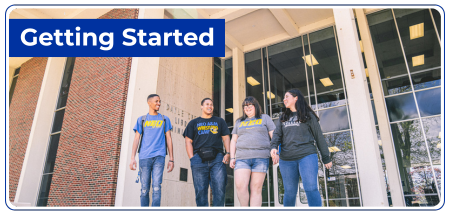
[139,156,165,207]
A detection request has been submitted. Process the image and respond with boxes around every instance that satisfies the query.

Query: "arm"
[270,119,282,165]
[269,130,274,139]
[309,115,332,168]
[129,131,140,170]
[185,137,194,159]
[229,134,238,168]
[222,135,231,164]
[165,130,174,172]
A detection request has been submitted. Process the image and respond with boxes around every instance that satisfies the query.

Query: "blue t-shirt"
[133,113,172,160]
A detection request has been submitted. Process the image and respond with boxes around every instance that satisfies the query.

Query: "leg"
[298,154,322,207]
[150,156,165,207]
[249,158,269,207]
[139,158,151,207]
[210,153,227,206]
[234,159,251,206]
[190,154,210,206]
[279,159,300,207]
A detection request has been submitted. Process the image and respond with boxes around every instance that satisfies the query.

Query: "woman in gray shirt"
[229,96,276,207]
[270,89,332,207]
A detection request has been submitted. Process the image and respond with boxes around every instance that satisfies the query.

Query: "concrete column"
[114,8,164,207]
[14,57,67,206]
[232,47,246,207]
[355,9,405,207]
[333,8,388,207]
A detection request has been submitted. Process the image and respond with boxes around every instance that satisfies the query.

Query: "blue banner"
[9,19,225,57]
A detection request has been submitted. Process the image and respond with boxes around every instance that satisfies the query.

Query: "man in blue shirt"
[129,94,174,207]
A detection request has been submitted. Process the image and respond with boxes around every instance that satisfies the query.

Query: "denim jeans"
[139,156,165,207]
[190,152,227,206]
[279,154,322,207]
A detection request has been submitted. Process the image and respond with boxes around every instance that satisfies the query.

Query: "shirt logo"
[144,120,163,128]
[197,122,219,135]
[239,119,262,129]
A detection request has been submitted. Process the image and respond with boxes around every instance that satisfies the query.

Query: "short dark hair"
[147,94,159,101]
[201,98,212,105]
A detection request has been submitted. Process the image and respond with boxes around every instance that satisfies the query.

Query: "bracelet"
[226,152,230,155]
[230,158,235,160]
[169,160,174,163]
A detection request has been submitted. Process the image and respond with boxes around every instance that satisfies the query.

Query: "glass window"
[214,57,221,66]
[367,10,412,95]
[267,37,307,117]
[385,93,418,122]
[224,58,233,126]
[390,119,439,206]
[318,106,350,133]
[213,63,222,117]
[394,9,441,74]
[42,134,60,174]
[277,166,284,204]
[411,69,441,90]
[9,76,18,106]
[422,116,441,192]
[430,9,441,38]
[303,35,316,107]
[415,88,440,117]
[37,174,53,206]
[245,49,265,113]
[56,57,76,109]
[309,27,345,108]
[51,109,66,133]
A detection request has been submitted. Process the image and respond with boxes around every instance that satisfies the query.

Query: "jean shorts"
[235,158,269,172]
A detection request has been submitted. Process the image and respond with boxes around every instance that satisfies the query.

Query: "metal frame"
[391,8,440,199]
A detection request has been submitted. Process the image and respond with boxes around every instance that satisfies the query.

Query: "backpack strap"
[161,114,168,155]
[137,114,147,154]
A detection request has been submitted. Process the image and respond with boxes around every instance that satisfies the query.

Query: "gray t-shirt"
[231,114,276,159]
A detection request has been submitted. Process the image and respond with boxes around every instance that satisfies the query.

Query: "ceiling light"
[341,165,351,169]
[410,23,424,40]
[328,146,341,153]
[320,77,333,87]
[262,91,275,99]
[226,108,233,113]
[247,76,260,86]
[302,54,319,67]
[365,68,369,77]
[360,40,364,53]
[412,54,424,67]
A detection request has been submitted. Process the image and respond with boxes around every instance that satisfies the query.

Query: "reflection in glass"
[385,93,418,122]
[315,90,346,109]
[245,49,265,113]
[367,10,410,84]
[390,119,439,206]
[415,88,441,117]
[56,57,76,109]
[318,106,349,133]
[213,63,222,117]
[411,69,441,90]
[422,116,441,191]
[309,27,344,108]
[323,131,360,203]
[42,134,60,174]
[382,75,412,96]
[225,59,233,126]
[394,9,441,73]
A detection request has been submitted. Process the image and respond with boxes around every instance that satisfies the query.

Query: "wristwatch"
[226,152,230,155]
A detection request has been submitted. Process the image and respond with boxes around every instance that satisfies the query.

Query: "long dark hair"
[280,89,319,123]
[238,96,262,121]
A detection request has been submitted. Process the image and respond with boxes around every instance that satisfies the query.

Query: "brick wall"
[9,57,49,202]
[46,9,138,206]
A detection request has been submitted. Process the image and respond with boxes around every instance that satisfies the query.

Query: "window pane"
[431,9,441,38]
[324,131,360,201]
[309,27,345,108]
[213,64,221,117]
[267,37,307,117]
[390,119,439,206]
[318,106,349,133]
[411,69,441,90]
[51,109,66,133]
[372,100,378,125]
[385,93,418,122]
[303,35,316,106]
[56,57,76,109]
[214,57,221,66]
[9,76,18,106]
[225,58,233,126]
[394,9,441,73]
[43,134,60,174]
[422,116,441,192]
[316,90,346,109]
[367,10,412,94]
[382,75,412,96]
[37,174,53,206]
[416,88,440,117]
[14,67,20,76]
[245,49,265,113]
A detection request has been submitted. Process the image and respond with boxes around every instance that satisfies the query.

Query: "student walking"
[129,94,174,207]
[184,98,231,206]
[229,96,276,206]
[270,89,332,207]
